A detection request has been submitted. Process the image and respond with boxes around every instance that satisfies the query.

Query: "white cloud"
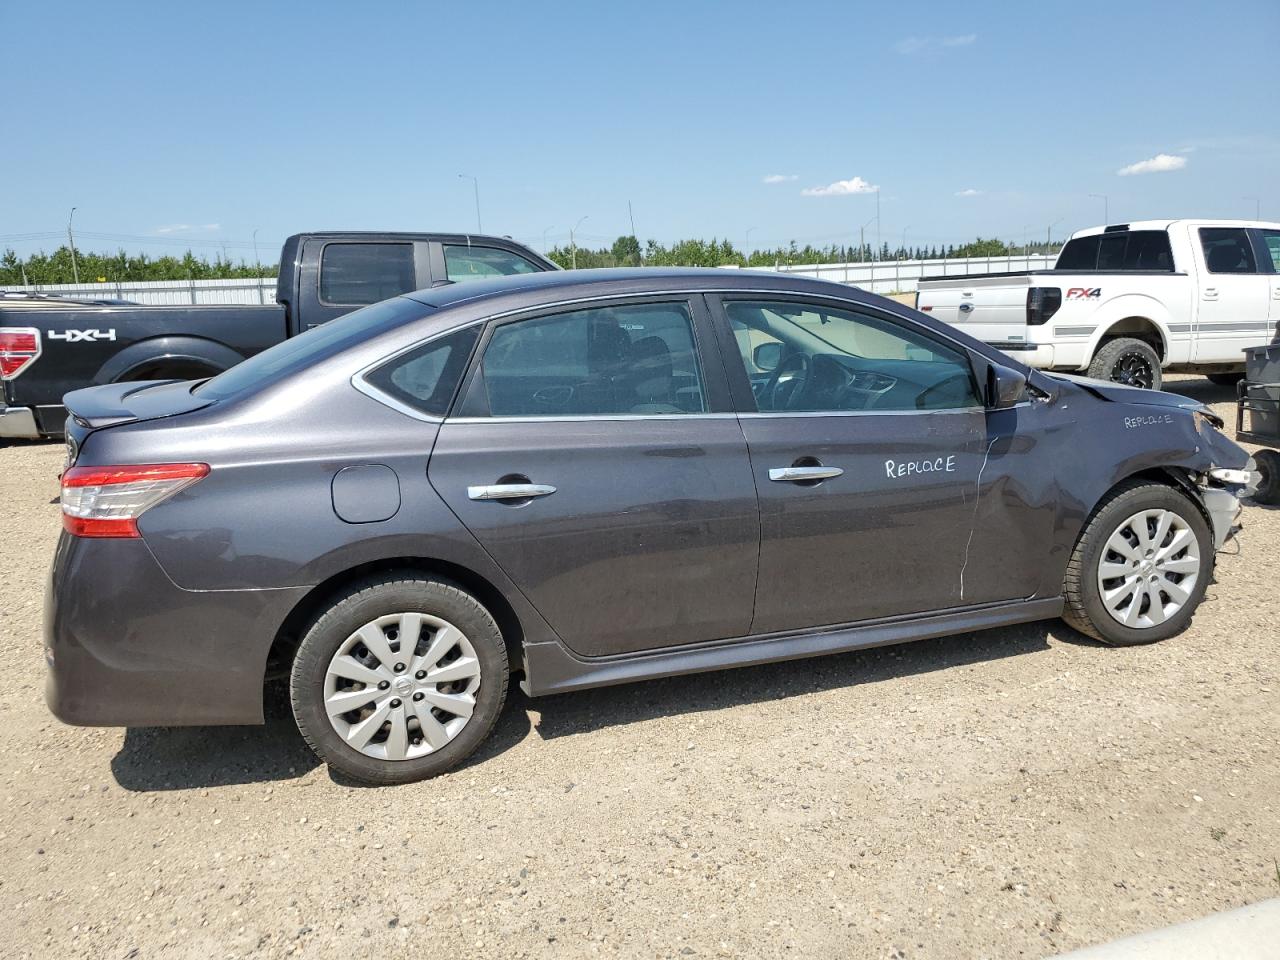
[896,34,976,54]
[955,188,982,197]
[155,223,220,234]
[1117,153,1187,176]
[801,176,879,197]
[761,174,798,184]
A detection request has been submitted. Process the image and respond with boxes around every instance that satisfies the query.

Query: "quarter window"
[363,326,481,417]
[723,300,981,413]
[444,245,541,281]
[1200,227,1257,274]
[319,243,416,305]
[475,302,706,417]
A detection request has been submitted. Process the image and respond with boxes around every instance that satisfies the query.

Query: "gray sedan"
[45,269,1254,784]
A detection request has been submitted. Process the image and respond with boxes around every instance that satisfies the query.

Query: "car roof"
[404,266,862,311]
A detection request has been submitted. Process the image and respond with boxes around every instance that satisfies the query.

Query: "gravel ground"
[2,377,1277,959]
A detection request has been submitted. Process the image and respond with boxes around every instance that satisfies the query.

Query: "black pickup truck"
[0,231,556,438]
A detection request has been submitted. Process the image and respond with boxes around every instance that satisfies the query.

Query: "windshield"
[195,296,431,400]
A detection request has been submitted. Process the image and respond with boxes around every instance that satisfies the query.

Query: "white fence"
[0,277,277,305]
[2,254,1056,304]
[752,254,1057,294]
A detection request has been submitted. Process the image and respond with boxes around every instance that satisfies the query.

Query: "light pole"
[542,226,557,255]
[570,216,588,270]
[458,174,481,232]
[1089,193,1109,224]
[1046,218,1063,248]
[860,215,876,263]
[67,206,80,284]
[252,229,261,271]
[1243,196,1261,220]
[744,227,756,263]
[875,188,882,261]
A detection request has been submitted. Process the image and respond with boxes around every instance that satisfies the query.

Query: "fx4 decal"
[1066,287,1101,300]
[48,328,117,343]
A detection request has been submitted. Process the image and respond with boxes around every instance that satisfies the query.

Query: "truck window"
[1199,228,1257,274]
[1260,231,1280,272]
[319,243,416,305]
[1058,231,1173,271]
[444,244,541,281]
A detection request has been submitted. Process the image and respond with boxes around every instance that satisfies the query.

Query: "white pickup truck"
[915,220,1280,390]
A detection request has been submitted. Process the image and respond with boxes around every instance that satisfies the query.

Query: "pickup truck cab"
[916,220,1280,390]
[0,231,556,438]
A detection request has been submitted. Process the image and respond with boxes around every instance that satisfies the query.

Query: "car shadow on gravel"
[110,681,321,791]
[529,620,1068,743]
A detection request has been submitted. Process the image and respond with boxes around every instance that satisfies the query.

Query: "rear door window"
[1259,230,1280,272]
[319,243,416,304]
[1200,228,1258,274]
[471,302,707,416]
[443,245,542,282]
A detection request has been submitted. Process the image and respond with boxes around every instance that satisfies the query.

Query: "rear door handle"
[768,466,844,482]
[467,483,556,501]
[1203,288,1219,300]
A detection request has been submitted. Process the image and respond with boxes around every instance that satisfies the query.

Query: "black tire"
[290,573,508,785]
[1062,480,1213,646]
[1206,372,1245,387]
[1253,449,1280,506]
[1088,337,1162,391]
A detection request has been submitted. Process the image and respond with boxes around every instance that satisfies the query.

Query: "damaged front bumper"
[1200,457,1256,550]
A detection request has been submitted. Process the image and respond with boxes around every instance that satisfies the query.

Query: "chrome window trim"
[351,285,997,424]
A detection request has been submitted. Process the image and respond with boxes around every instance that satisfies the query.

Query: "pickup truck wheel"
[1088,338,1161,391]
[290,574,508,785]
[1252,449,1280,506]
[1062,480,1212,646]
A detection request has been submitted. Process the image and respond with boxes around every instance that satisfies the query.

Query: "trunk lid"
[62,379,216,465]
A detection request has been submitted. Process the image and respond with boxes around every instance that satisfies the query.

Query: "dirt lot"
[2,377,1277,959]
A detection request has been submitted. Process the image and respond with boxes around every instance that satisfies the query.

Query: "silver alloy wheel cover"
[323,612,481,761]
[1096,508,1202,629]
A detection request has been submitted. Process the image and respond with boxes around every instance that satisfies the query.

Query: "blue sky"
[2,0,1277,262]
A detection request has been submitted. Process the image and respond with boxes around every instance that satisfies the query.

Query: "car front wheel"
[290,574,508,785]
[1062,480,1213,645]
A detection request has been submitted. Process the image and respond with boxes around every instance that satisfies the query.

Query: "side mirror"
[986,361,1027,409]
[753,341,783,373]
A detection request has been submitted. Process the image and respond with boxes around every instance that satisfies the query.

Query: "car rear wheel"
[1088,337,1162,391]
[1062,480,1212,646]
[290,574,508,785]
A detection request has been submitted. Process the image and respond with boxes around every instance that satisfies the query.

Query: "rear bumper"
[43,534,308,727]
[0,404,40,438]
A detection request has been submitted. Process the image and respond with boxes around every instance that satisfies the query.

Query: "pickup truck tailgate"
[916,273,1034,346]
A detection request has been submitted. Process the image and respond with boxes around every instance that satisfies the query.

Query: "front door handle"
[467,483,557,501]
[768,465,844,482]
[1203,287,1219,301]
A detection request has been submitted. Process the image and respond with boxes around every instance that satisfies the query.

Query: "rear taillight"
[60,463,209,538]
[1026,287,1062,326]
[0,327,41,379]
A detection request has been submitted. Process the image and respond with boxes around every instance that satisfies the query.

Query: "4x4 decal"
[48,328,117,343]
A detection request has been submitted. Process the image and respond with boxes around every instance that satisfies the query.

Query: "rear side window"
[1200,228,1257,274]
[473,302,707,417]
[320,243,416,304]
[444,245,541,282]
[362,325,480,417]
[1258,230,1280,272]
[1058,231,1173,271]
